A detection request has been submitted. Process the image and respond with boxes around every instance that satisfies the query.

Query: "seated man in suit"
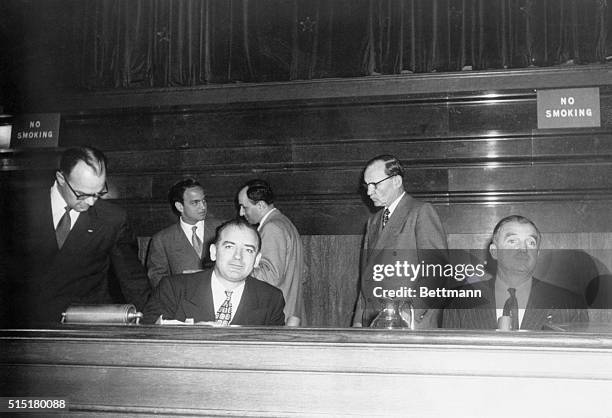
[142,218,286,325]
[442,215,588,330]
[146,178,216,288]
[4,146,151,327]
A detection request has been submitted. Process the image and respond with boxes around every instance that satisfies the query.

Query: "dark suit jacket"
[146,221,216,288]
[442,277,589,330]
[354,193,448,327]
[142,268,286,325]
[5,186,151,327]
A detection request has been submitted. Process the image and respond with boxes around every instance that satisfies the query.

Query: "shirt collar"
[495,276,532,310]
[50,181,80,228]
[385,191,405,216]
[211,270,245,292]
[179,217,204,236]
[257,207,277,231]
[50,181,68,213]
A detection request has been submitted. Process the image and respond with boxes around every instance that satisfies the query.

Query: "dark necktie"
[382,208,390,228]
[503,287,519,330]
[216,290,233,326]
[56,206,72,249]
[191,225,203,258]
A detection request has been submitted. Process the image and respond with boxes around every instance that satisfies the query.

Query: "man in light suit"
[142,218,285,325]
[352,155,448,328]
[4,146,151,327]
[442,215,588,330]
[237,179,305,325]
[146,178,217,288]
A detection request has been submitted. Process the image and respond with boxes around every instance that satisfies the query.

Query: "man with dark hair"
[5,146,151,327]
[442,215,588,330]
[352,154,448,328]
[142,218,285,325]
[146,178,217,287]
[237,179,305,325]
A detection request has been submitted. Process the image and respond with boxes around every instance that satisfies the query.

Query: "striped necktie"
[191,225,203,258]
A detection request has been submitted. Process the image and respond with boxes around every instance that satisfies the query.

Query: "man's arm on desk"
[142,275,182,324]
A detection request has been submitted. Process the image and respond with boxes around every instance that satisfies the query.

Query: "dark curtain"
[8,0,612,90]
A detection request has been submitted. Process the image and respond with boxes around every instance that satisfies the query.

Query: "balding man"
[442,215,589,330]
[352,154,448,328]
[238,179,305,325]
[5,146,150,327]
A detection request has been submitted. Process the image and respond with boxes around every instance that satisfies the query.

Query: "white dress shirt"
[50,181,80,230]
[385,191,406,217]
[179,218,204,243]
[495,277,532,328]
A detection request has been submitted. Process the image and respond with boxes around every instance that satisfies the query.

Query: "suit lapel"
[371,194,414,249]
[61,208,93,251]
[173,223,201,259]
[522,279,550,330]
[364,194,411,269]
[182,222,209,260]
[473,280,498,328]
[232,277,256,324]
[182,271,216,321]
[258,208,279,230]
[37,193,60,251]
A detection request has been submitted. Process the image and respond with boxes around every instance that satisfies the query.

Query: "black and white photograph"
[1,1,612,416]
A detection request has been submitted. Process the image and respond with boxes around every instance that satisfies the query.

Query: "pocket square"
[87,229,94,233]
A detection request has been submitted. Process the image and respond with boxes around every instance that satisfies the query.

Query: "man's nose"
[239,207,245,216]
[233,249,242,260]
[84,196,97,206]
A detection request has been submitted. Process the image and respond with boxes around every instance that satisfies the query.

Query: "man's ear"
[393,174,403,189]
[56,170,65,185]
[254,252,262,268]
[175,201,184,215]
[489,242,498,260]
[209,243,217,261]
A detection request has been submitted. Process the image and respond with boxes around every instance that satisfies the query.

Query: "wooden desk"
[2,326,612,417]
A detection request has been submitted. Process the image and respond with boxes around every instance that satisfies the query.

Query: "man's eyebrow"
[221,240,236,246]
[244,244,257,250]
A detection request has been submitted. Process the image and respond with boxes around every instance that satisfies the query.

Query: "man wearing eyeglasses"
[4,146,151,327]
[352,154,448,328]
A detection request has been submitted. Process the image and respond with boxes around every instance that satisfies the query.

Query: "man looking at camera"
[142,218,285,326]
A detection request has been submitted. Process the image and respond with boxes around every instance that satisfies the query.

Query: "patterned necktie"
[382,208,390,228]
[216,290,233,326]
[56,206,71,249]
[503,287,519,330]
[191,225,203,258]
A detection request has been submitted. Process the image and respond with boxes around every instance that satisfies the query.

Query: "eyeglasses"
[63,175,108,201]
[363,175,395,190]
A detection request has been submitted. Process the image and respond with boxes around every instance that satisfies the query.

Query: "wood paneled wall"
[3,66,612,326]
